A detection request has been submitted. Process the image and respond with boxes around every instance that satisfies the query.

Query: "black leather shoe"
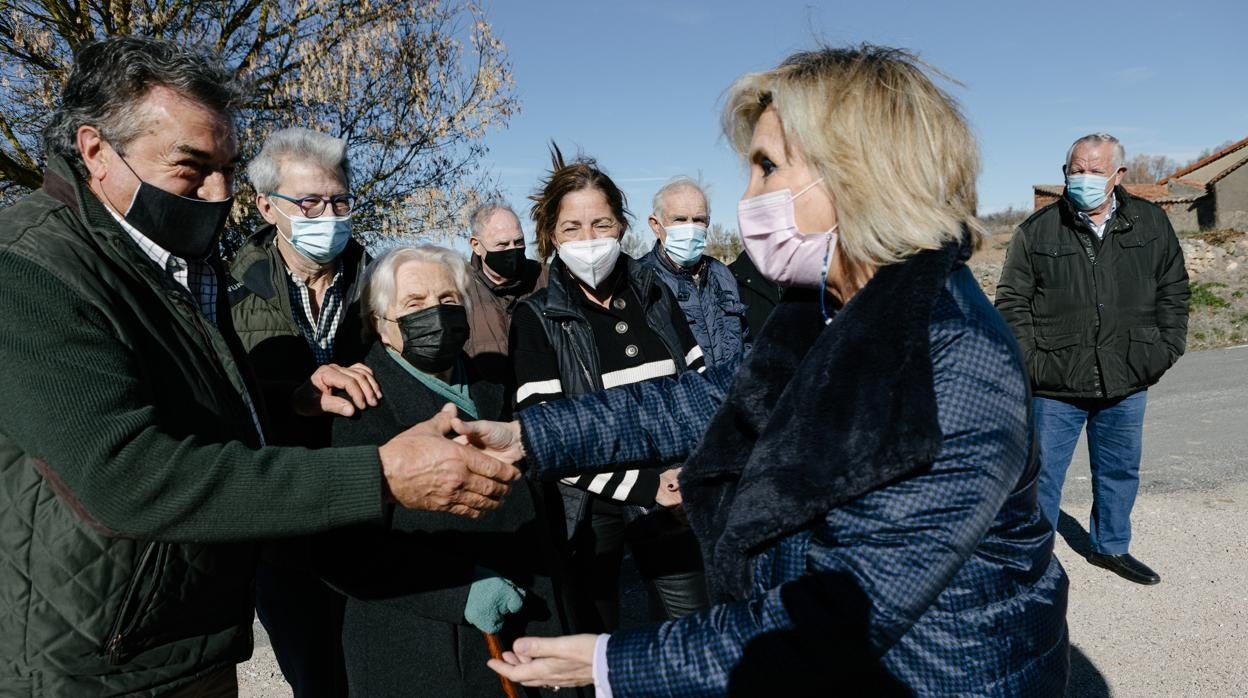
[1087,553,1161,585]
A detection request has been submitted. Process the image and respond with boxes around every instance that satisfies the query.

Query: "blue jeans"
[1034,391,1147,555]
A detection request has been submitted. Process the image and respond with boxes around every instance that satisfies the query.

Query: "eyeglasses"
[267,192,357,218]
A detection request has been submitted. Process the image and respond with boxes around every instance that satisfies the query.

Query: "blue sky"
[475,0,1248,252]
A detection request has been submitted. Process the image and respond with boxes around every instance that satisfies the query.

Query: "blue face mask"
[1065,173,1111,211]
[662,223,708,267]
[272,204,352,264]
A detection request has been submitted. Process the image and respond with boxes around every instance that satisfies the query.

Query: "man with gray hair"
[0,36,517,694]
[228,126,372,696]
[641,176,749,368]
[996,132,1189,585]
[463,201,547,387]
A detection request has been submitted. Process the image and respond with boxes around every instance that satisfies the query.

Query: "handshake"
[375,402,684,518]
[376,403,529,518]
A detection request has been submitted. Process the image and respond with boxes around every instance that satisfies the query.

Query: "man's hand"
[487,635,597,689]
[378,404,521,517]
[451,418,525,467]
[293,363,382,417]
[656,467,682,508]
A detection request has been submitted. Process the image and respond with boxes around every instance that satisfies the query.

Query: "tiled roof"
[1161,136,1248,186]
[1032,183,1205,204]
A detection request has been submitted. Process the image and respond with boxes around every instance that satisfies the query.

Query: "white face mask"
[557,237,622,288]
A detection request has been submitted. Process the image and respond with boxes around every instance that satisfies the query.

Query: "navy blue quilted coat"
[519,241,1070,696]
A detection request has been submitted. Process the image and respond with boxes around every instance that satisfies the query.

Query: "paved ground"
[239,345,1248,696]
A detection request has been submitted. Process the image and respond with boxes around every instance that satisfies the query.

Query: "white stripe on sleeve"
[516,378,564,405]
[600,359,677,389]
[684,345,704,365]
[614,469,640,501]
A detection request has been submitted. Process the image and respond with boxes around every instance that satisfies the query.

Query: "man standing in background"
[996,132,1189,585]
[641,177,749,368]
[228,127,373,696]
[463,202,548,387]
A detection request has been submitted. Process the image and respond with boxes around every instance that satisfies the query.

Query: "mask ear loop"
[819,232,834,326]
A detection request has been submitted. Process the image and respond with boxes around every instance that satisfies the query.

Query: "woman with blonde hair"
[476,45,1070,696]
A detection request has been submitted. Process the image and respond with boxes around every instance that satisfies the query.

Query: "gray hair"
[1066,133,1126,171]
[467,201,521,239]
[43,36,242,161]
[651,176,710,220]
[361,245,472,339]
[248,127,350,194]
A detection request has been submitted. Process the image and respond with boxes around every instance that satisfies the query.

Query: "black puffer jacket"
[513,257,690,538]
[995,187,1190,399]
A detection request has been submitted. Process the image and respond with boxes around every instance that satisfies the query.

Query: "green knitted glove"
[464,572,525,633]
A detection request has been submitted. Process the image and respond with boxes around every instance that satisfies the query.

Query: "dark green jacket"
[0,156,384,696]
[228,226,370,447]
[995,186,1190,399]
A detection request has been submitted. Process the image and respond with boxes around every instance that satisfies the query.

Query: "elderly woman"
[475,46,1069,695]
[509,146,710,632]
[324,245,578,697]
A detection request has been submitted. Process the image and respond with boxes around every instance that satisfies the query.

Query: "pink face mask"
[737,179,838,290]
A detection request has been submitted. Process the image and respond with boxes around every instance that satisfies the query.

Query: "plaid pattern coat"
[519,242,1069,696]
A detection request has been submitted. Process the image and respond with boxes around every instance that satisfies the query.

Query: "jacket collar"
[682,235,968,600]
[469,251,543,298]
[1057,184,1136,236]
[644,240,703,278]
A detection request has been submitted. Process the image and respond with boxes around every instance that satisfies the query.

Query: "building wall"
[1034,192,1059,210]
[1160,201,1202,233]
[1214,165,1248,230]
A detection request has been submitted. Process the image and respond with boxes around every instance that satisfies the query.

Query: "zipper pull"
[105,633,125,664]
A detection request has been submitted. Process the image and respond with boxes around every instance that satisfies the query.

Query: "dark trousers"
[255,539,348,698]
[1034,391,1147,555]
[577,499,709,630]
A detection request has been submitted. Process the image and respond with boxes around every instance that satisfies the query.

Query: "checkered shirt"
[285,266,347,366]
[1075,194,1118,239]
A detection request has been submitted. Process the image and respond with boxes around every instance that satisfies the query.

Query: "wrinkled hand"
[656,467,682,508]
[487,635,597,689]
[379,404,521,517]
[293,362,382,417]
[452,418,524,468]
[464,572,525,634]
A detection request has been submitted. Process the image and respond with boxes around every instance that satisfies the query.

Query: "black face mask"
[396,304,470,373]
[484,248,526,281]
[117,153,232,260]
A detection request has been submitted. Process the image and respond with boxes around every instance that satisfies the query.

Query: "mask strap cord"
[819,232,833,326]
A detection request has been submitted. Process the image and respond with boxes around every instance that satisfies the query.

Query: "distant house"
[1032,136,1248,232]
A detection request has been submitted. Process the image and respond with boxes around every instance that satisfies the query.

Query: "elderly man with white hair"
[229,126,376,696]
[997,132,1189,586]
[640,177,749,369]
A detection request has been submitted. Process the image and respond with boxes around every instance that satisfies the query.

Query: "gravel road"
[240,345,1248,697]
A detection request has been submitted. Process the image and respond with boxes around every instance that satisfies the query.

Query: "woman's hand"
[656,467,683,508]
[452,417,525,466]
[487,635,597,689]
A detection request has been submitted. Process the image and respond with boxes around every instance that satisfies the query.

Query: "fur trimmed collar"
[681,238,968,600]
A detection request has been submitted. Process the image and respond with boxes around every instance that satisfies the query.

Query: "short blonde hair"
[360,245,471,340]
[722,45,983,267]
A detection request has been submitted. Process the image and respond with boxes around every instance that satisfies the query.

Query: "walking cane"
[484,632,522,698]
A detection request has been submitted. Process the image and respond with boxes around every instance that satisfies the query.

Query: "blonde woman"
[475,45,1069,696]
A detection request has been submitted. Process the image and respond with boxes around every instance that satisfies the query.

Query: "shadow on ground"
[1057,511,1111,697]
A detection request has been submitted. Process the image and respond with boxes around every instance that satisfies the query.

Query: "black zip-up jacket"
[995,186,1189,399]
[510,256,693,537]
